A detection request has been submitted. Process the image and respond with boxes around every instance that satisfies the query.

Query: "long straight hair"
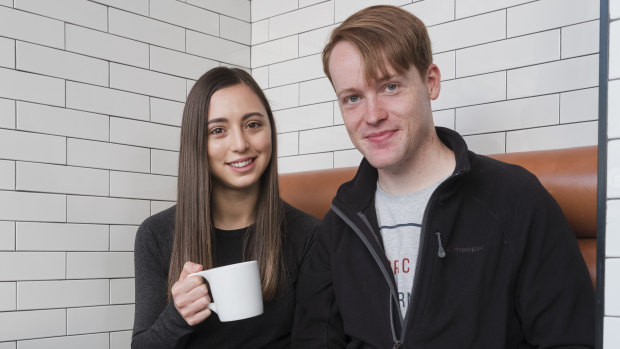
[168,67,285,301]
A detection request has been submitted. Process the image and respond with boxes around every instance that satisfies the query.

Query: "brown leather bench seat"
[279,146,597,287]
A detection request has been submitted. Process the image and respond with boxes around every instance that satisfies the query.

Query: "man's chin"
[365,155,399,171]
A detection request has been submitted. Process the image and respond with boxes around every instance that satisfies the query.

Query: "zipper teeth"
[399,172,460,343]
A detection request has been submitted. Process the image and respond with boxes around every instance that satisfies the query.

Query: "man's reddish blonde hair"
[322,5,433,83]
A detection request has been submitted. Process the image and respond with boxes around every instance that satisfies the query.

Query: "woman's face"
[206,83,273,192]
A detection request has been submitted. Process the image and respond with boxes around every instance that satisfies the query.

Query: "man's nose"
[364,96,387,125]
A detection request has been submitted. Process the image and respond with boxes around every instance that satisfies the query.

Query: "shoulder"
[283,201,321,232]
[466,152,546,196]
[282,201,320,257]
[135,205,176,251]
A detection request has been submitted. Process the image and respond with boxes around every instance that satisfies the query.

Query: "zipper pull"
[436,232,446,258]
[393,340,402,348]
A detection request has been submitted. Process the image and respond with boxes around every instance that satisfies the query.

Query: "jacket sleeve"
[292,212,349,348]
[131,222,195,349]
[515,177,595,348]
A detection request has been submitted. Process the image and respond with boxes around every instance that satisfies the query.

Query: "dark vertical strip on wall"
[596,0,609,348]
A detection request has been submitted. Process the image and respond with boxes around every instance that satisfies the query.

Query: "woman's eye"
[247,121,261,128]
[386,83,397,91]
[209,127,224,135]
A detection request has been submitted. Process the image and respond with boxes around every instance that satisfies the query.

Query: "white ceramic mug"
[189,260,263,322]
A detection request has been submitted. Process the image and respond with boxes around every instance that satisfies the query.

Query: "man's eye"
[347,95,359,103]
[386,83,397,91]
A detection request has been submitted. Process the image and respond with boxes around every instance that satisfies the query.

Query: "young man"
[292,5,594,348]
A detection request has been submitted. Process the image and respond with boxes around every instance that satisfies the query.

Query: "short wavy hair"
[322,5,433,83]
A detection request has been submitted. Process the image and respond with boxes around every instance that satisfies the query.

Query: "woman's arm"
[131,223,199,349]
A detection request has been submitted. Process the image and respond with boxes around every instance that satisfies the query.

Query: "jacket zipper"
[332,171,462,347]
[397,171,462,344]
[331,205,403,345]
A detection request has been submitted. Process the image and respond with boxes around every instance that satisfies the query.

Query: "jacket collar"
[334,127,471,212]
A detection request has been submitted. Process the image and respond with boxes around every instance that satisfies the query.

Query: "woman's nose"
[230,128,249,152]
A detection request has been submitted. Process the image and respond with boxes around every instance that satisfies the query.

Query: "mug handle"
[188,272,218,314]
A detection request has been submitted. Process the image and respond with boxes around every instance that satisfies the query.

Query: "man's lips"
[365,130,396,143]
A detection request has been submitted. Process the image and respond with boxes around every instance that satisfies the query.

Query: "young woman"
[131,67,319,348]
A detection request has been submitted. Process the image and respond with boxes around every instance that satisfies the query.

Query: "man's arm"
[516,180,595,348]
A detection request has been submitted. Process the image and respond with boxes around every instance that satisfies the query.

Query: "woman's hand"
[171,261,212,326]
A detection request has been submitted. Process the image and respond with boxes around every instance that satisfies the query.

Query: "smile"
[366,130,396,143]
[229,158,255,168]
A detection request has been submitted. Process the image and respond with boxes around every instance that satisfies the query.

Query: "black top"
[213,226,245,267]
[132,202,319,349]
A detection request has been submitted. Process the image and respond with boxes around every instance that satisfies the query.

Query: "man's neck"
[377,134,456,195]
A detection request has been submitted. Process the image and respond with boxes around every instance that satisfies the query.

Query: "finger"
[171,276,205,300]
[185,283,209,302]
[179,294,211,325]
[185,305,212,326]
[179,261,203,281]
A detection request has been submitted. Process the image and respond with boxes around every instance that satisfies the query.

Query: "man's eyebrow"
[207,112,265,125]
[376,74,399,84]
[336,88,359,99]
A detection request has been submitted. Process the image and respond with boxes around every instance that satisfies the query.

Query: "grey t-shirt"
[374,179,443,318]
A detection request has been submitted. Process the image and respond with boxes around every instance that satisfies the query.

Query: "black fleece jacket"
[292,127,594,349]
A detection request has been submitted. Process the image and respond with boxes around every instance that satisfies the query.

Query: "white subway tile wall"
[608,0,620,331]
[0,282,16,311]
[66,304,134,335]
[110,278,135,304]
[17,333,110,349]
[0,221,15,251]
[0,98,15,129]
[0,2,248,346]
[16,222,109,251]
[0,37,15,69]
[16,41,109,86]
[0,160,15,190]
[109,330,133,349]
[109,225,138,252]
[0,0,608,348]
[607,200,620,258]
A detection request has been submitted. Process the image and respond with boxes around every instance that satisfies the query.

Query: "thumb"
[179,261,203,281]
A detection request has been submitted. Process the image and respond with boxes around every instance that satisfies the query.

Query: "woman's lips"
[227,158,256,172]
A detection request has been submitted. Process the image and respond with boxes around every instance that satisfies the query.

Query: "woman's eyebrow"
[207,112,264,125]
[207,117,227,125]
[242,112,265,120]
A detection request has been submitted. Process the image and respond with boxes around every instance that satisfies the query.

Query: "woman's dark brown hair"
[168,67,285,301]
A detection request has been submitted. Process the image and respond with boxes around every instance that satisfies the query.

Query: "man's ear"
[426,64,441,100]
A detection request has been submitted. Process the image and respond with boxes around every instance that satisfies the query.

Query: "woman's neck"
[211,183,259,230]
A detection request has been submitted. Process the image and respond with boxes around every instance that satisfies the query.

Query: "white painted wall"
[0,0,249,348]
[0,0,607,348]
[605,0,620,347]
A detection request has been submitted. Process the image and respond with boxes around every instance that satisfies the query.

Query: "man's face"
[328,40,440,172]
